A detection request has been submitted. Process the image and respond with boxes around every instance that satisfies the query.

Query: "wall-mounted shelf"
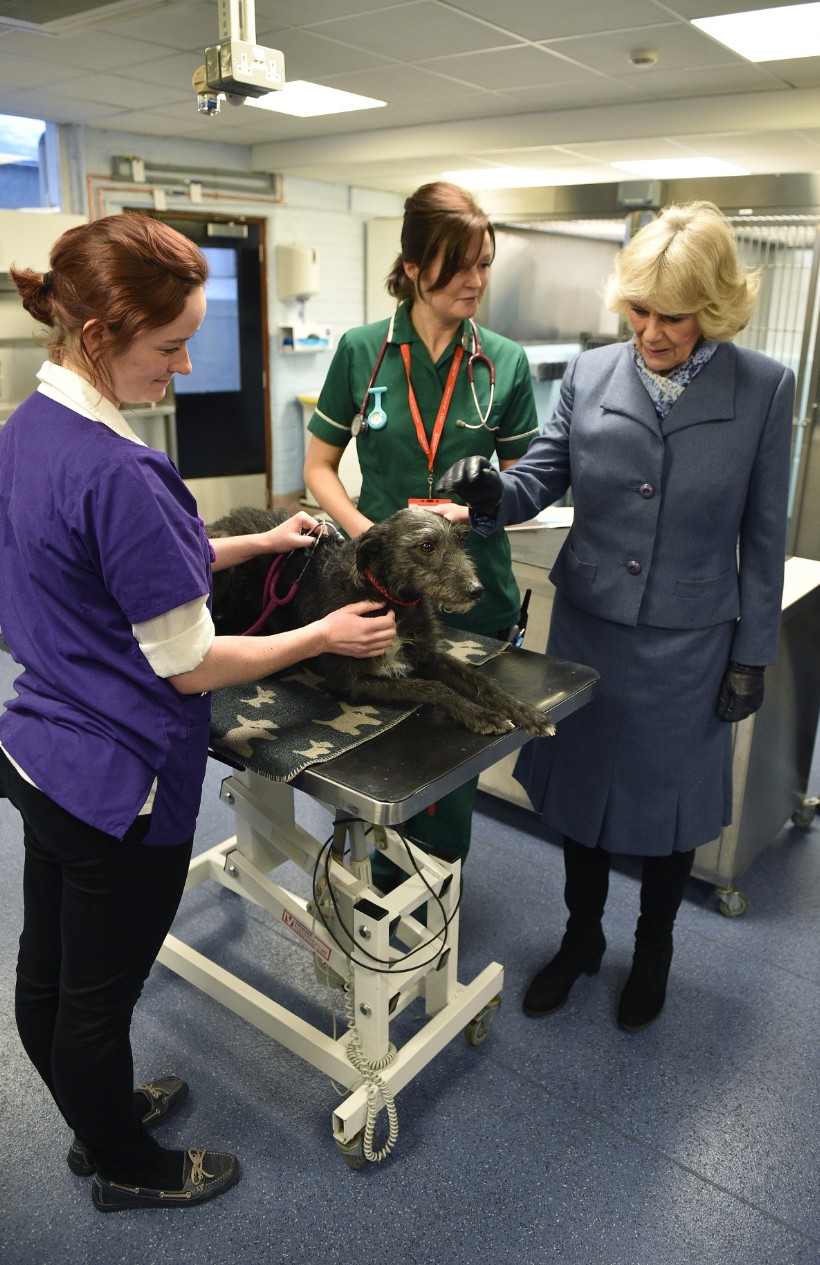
[279,323,332,353]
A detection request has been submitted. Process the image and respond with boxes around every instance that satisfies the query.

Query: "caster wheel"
[465,994,501,1046]
[791,798,819,828]
[335,1134,365,1169]
[716,887,749,918]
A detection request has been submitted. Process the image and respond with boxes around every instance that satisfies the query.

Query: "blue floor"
[1,645,818,1264]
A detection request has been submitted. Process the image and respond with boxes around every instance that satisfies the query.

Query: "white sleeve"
[133,596,215,678]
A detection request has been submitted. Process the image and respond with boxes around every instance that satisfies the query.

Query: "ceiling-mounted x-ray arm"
[193,0,285,116]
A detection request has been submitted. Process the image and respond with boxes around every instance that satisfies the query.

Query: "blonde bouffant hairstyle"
[605,200,760,341]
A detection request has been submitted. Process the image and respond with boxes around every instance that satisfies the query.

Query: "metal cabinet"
[692,556,820,913]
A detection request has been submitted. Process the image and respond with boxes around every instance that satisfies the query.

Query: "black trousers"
[0,749,192,1179]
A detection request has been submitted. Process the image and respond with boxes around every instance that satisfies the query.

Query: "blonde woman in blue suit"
[436,202,795,1033]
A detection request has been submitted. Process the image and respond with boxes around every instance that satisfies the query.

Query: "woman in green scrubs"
[304,181,539,885]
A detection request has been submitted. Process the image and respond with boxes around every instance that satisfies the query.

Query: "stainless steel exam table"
[156,647,597,1165]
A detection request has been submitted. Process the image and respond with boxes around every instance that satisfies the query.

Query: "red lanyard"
[399,342,464,497]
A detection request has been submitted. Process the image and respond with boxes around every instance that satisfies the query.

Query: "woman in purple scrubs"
[0,213,395,1212]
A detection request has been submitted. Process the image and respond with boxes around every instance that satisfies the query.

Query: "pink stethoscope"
[240,523,329,636]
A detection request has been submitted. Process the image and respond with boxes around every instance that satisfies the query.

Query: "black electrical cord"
[309,822,463,974]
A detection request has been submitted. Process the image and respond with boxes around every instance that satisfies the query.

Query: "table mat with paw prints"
[208,629,507,781]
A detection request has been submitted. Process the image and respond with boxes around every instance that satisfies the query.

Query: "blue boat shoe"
[91,1147,240,1212]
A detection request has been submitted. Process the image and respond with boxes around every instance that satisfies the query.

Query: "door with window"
[153,214,270,522]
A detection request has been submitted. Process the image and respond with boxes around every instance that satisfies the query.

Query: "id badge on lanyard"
[401,342,464,502]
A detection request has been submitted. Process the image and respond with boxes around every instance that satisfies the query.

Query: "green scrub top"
[308,303,539,636]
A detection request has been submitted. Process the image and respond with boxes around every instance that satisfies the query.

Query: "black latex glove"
[434,455,503,514]
[717,662,765,722]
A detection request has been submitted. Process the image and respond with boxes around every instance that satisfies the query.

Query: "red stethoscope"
[458,318,497,430]
[350,312,497,436]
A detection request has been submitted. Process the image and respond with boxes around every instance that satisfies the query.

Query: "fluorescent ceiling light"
[442,167,560,189]
[244,81,385,118]
[612,157,750,179]
[692,3,820,61]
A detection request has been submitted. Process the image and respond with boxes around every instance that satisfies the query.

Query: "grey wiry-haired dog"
[209,506,554,737]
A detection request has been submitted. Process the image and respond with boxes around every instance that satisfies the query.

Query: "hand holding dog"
[320,601,396,658]
[426,502,471,525]
[210,511,336,573]
[257,510,327,554]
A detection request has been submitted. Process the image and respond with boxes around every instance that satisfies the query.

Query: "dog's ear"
[352,521,388,576]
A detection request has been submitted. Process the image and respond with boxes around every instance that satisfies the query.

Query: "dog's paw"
[509,707,555,737]
[467,715,516,736]
[529,711,556,737]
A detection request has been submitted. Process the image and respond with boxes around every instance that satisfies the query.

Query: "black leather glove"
[434,456,503,514]
[717,662,765,722]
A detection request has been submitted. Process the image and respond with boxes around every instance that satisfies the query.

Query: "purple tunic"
[0,392,213,846]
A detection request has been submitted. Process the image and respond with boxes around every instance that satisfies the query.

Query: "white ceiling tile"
[606,63,789,99]
[464,148,609,169]
[445,0,672,42]
[559,138,711,162]
[54,74,189,109]
[543,22,744,75]
[116,51,204,91]
[676,129,820,157]
[761,56,820,89]
[254,0,417,23]
[668,0,804,15]
[417,46,603,90]
[734,150,820,173]
[0,87,127,123]
[0,28,177,70]
[0,52,83,88]
[307,2,523,60]
[392,92,526,125]
[264,28,392,78]
[100,0,219,51]
[320,63,495,102]
[499,80,640,110]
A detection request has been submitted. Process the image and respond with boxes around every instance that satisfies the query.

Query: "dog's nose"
[467,583,484,602]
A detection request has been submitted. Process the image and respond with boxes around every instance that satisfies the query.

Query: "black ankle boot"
[617,942,673,1032]
[522,929,606,1017]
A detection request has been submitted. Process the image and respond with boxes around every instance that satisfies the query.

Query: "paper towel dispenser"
[276,243,319,301]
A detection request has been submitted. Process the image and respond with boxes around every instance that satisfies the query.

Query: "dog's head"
[352,508,484,613]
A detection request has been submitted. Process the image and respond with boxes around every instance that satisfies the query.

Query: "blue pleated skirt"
[514,591,734,856]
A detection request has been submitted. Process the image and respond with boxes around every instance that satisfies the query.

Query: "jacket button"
[627,560,642,575]
[639,483,655,499]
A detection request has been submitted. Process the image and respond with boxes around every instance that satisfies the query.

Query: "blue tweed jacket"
[482,340,795,665]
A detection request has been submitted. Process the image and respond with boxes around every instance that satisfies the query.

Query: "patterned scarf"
[632,338,719,419]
